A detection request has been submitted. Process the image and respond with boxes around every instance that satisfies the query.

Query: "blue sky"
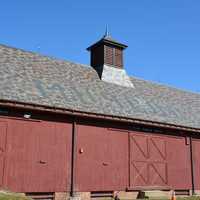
[1,0,200,92]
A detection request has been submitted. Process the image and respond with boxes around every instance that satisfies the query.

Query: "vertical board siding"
[192,139,200,190]
[0,117,72,192]
[129,132,192,190]
[0,122,7,186]
[91,45,104,68]
[0,115,197,193]
[75,124,129,191]
[129,133,168,188]
[166,135,192,189]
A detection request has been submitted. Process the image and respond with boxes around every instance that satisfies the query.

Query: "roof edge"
[87,38,128,51]
[0,99,199,133]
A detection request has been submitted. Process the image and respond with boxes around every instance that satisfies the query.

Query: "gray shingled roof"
[0,44,200,129]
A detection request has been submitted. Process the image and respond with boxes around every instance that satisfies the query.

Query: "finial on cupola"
[103,25,110,38]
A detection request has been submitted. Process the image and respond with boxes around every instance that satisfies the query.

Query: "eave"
[0,99,199,134]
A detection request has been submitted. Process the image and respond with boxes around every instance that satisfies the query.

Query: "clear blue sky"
[1,0,200,92]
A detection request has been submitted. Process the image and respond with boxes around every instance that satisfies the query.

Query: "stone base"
[69,197,81,200]
[91,198,112,200]
[193,190,200,196]
[55,192,70,200]
[55,190,172,200]
[189,190,193,196]
[115,191,138,200]
[137,190,171,199]
[69,192,90,200]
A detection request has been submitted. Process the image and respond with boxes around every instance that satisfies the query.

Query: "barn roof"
[0,44,200,130]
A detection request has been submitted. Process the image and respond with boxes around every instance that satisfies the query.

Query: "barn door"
[129,132,168,189]
[75,124,128,191]
[0,122,7,187]
[5,119,72,192]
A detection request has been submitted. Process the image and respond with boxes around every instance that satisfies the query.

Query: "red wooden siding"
[0,121,7,187]
[0,117,72,192]
[166,135,192,189]
[75,124,128,191]
[75,123,192,192]
[192,139,200,190]
[129,133,168,188]
[0,115,197,193]
[129,131,192,190]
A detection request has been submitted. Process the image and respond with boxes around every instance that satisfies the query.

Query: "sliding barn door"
[129,131,192,190]
[129,132,167,188]
[4,118,72,192]
[75,124,128,191]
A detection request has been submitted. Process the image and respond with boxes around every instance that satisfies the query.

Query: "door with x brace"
[129,132,168,188]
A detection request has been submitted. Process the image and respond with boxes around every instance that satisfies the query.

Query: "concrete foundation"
[55,192,70,200]
[194,190,200,196]
[137,190,171,199]
[91,198,113,200]
[114,191,138,200]
[69,192,90,200]
[54,190,172,200]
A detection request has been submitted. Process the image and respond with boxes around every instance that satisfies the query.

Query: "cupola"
[87,30,134,88]
[87,30,127,70]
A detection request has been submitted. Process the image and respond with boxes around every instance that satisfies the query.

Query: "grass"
[176,198,200,200]
[0,192,31,200]
[116,198,200,200]
[0,193,199,200]
[136,197,200,200]
[113,197,200,200]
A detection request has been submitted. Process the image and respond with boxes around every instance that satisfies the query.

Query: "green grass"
[176,198,200,200]
[137,198,200,200]
[136,197,200,200]
[117,198,200,200]
[0,192,31,200]
[115,197,200,200]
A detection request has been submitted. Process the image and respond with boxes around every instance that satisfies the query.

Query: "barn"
[0,33,200,200]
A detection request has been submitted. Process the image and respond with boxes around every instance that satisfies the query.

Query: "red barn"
[0,33,200,200]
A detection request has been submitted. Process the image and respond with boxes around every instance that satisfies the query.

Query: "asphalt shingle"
[0,44,200,129]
